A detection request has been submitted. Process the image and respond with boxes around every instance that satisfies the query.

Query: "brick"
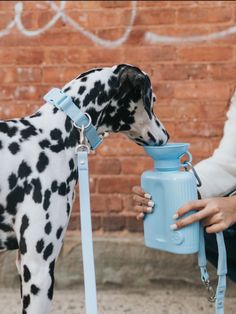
[177,6,233,24]
[123,28,147,46]
[65,1,104,10]
[175,120,225,138]
[154,105,176,121]
[42,67,66,84]
[98,176,140,194]
[206,63,236,81]
[67,9,133,29]
[0,101,35,119]
[0,2,15,11]
[175,102,227,121]
[152,64,208,81]
[89,158,121,174]
[126,214,144,233]
[0,33,40,47]
[74,194,123,213]
[123,46,177,63]
[20,11,38,29]
[121,158,152,175]
[137,1,170,7]
[153,82,175,99]
[0,68,16,84]
[96,27,128,41]
[44,49,68,65]
[174,82,230,100]
[13,85,49,101]
[76,177,97,195]
[38,30,92,47]
[0,49,16,64]
[67,48,124,64]
[175,137,212,158]
[91,195,107,212]
[144,25,217,39]
[178,46,233,62]
[77,214,102,231]
[16,67,41,83]
[106,195,123,212]
[102,214,125,231]
[135,9,176,25]
[97,139,145,157]
[68,214,80,231]
[100,1,131,8]
[0,86,16,100]
[0,12,15,29]
[36,11,66,30]
[15,49,44,65]
[162,122,175,140]
[19,1,51,11]
[123,195,135,211]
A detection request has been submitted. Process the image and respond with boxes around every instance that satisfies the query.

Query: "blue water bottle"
[141,143,200,254]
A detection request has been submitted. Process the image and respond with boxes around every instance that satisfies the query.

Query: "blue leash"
[44,88,100,314]
[44,88,228,314]
[77,149,98,314]
[198,227,227,314]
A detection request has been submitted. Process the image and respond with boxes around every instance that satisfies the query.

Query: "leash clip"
[203,279,216,303]
[184,161,202,187]
[76,144,90,154]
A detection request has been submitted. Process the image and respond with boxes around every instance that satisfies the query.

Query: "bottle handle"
[180,151,193,165]
[180,151,202,187]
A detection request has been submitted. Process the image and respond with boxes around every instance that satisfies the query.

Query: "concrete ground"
[1,284,236,314]
[1,235,236,313]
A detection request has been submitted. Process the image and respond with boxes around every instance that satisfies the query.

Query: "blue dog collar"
[43,88,102,150]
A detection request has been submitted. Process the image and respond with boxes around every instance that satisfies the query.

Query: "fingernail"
[144,193,152,199]
[148,200,154,207]
[170,224,177,230]
[146,207,153,213]
[173,213,179,220]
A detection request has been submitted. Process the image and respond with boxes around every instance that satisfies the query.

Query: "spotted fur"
[0,64,168,313]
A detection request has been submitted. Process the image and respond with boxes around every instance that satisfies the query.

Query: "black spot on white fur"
[36,152,49,173]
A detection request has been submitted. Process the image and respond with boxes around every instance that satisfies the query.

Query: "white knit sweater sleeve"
[195,91,236,198]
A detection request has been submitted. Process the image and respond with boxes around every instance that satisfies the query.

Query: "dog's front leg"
[19,254,55,314]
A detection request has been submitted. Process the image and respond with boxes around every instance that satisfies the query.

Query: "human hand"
[171,196,236,233]
[132,186,155,220]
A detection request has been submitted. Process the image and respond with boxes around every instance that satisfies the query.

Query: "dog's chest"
[0,105,78,251]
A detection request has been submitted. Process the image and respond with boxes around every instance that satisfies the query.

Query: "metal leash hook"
[202,278,216,303]
[184,161,202,187]
[73,113,92,153]
[180,152,202,187]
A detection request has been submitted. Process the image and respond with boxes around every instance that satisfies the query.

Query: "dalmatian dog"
[0,64,169,313]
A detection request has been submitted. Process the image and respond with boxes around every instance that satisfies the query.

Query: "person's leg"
[205,225,236,283]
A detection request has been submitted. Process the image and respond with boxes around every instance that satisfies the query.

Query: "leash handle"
[215,232,227,313]
[77,149,98,314]
[198,228,227,314]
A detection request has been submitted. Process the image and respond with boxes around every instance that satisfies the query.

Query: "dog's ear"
[117,66,152,112]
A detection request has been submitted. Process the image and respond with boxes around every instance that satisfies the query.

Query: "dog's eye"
[153,96,156,102]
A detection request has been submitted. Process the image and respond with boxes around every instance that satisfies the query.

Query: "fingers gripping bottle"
[141,143,200,254]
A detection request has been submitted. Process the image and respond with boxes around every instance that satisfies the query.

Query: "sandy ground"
[0,285,235,314]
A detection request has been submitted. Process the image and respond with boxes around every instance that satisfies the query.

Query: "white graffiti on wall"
[1,0,236,47]
[145,27,236,44]
[0,0,136,48]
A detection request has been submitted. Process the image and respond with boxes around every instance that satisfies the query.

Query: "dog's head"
[63,64,169,146]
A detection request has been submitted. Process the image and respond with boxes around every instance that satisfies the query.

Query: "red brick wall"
[0,1,235,232]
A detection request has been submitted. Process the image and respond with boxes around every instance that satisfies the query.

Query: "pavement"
[1,284,236,314]
[1,234,236,313]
